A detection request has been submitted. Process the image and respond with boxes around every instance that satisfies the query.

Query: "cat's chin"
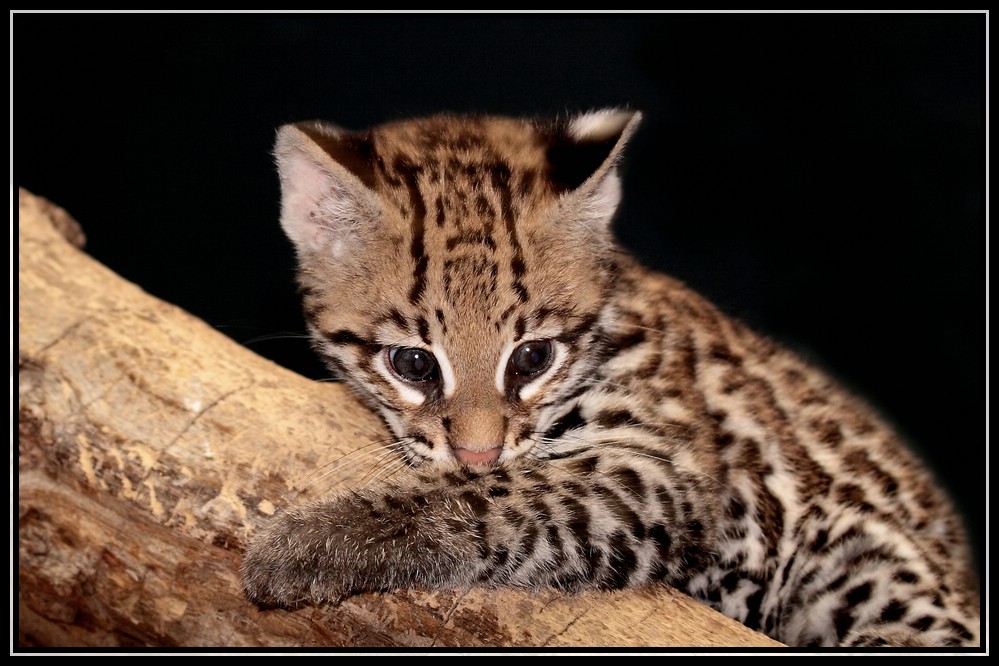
[451,446,503,466]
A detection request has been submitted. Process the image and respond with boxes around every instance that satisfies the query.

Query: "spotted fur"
[242,110,980,647]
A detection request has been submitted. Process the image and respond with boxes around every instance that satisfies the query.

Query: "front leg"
[242,452,718,607]
[242,469,489,606]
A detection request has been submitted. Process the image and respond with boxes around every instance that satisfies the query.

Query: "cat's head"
[274,109,641,468]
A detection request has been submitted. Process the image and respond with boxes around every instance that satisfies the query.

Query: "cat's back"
[609,258,979,645]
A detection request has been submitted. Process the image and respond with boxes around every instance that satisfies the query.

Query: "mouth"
[452,446,503,466]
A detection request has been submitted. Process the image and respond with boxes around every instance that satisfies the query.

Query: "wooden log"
[16,188,783,649]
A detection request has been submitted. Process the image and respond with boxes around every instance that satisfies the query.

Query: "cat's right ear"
[546,109,642,234]
[273,121,382,257]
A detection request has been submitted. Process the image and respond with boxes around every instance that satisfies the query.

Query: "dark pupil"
[392,348,437,382]
[510,340,552,375]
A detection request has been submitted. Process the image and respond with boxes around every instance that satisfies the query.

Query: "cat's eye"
[508,340,553,377]
[388,347,439,383]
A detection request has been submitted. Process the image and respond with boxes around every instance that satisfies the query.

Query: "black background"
[15,14,985,576]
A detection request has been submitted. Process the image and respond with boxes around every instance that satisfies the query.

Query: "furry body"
[242,110,980,647]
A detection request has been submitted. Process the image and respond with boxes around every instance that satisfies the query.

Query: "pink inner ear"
[280,153,337,253]
[587,170,622,223]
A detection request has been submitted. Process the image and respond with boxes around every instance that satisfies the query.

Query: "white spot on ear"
[433,343,457,398]
[568,108,636,142]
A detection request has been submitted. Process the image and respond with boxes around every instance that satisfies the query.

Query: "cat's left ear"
[548,108,642,228]
[273,120,383,258]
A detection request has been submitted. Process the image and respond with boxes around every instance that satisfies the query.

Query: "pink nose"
[453,446,502,466]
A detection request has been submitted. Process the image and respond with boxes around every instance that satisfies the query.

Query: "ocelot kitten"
[241,109,980,647]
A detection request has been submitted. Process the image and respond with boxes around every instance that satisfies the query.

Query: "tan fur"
[244,110,980,647]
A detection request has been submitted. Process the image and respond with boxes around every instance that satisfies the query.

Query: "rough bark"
[16,188,783,649]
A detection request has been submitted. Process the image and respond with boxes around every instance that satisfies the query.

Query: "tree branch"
[17,188,782,649]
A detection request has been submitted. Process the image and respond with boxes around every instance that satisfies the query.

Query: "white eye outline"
[506,339,555,378]
[495,338,566,401]
[432,341,457,398]
[374,348,428,406]
[374,342,457,406]
[386,346,439,383]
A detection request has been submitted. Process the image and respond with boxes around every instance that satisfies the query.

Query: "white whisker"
[609,321,668,336]
[290,439,408,499]
[359,453,412,491]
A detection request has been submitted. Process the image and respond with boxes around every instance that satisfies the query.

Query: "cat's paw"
[240,543,313,608]
[240,538,323,608]
[240,506,355,608]
[240,484,477,607]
